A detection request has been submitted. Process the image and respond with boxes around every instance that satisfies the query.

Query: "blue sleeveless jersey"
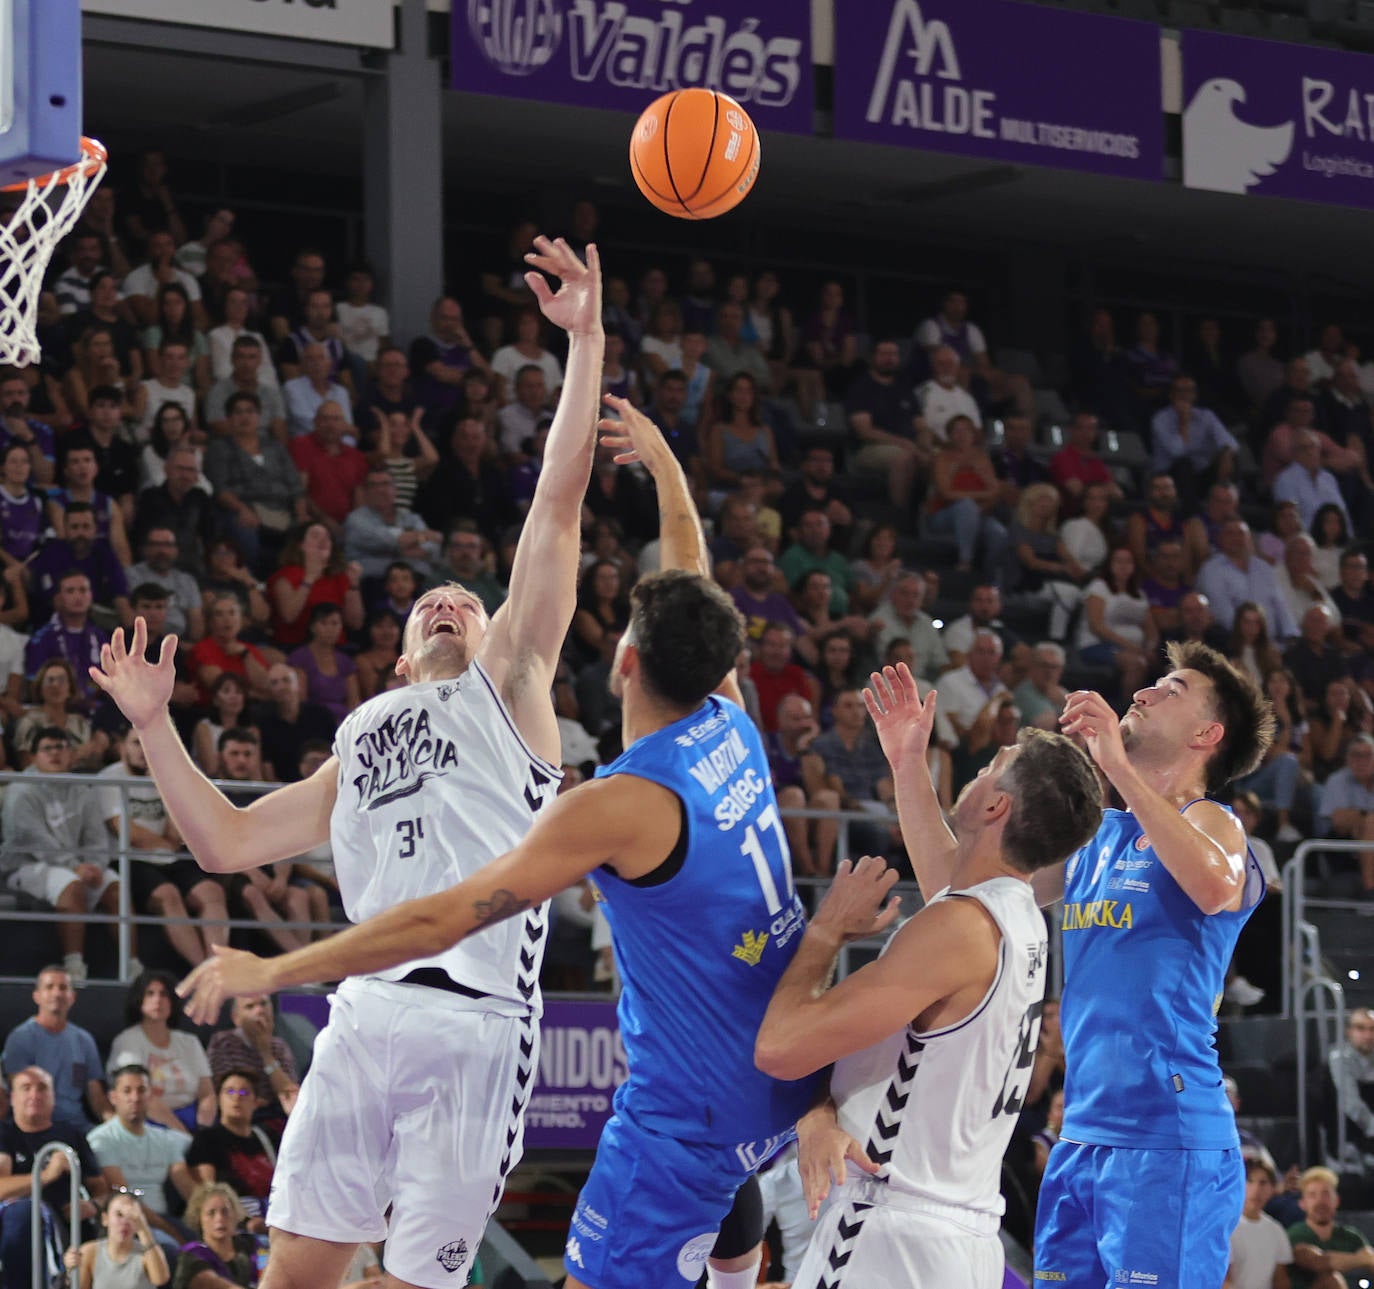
[1059,805,1263,1149]
[592,695,818,1145]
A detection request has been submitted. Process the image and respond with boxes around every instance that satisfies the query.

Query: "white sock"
[706,1252,762,1289]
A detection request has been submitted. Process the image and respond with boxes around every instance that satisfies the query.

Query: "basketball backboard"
[0,0,84,187]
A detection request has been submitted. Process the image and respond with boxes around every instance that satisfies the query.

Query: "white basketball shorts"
[268,976,538,1289]
[791,1186,1004,1289]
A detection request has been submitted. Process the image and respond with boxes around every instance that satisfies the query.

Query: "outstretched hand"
[597,395,678,477]
[523,236,602,338]
[810,856,902,947]
[863,664,936,774]
[177,945,277,1026]
[88,617,178,732]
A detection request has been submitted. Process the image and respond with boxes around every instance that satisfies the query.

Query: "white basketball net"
[0,139,108,367]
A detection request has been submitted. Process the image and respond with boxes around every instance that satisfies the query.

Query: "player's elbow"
[1195,869,1244,916]
[754,1029,811,1081]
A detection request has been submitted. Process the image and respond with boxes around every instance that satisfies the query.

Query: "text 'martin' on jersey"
[592,694,819,1146]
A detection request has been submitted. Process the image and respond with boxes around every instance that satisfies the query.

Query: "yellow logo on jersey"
[732,930,769,966]
[1212,991,1224,1016]
[1061,900,1134,931]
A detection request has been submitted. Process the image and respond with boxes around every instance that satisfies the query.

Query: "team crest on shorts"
[435,1239,469,1273]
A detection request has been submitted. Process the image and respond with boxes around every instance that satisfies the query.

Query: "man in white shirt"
[209,288,277,386]
[942,584,1022,669]
[121,231,205,330]
[916,289,1035,418]
[1225,1159,1293,1289]
[936,630,1010,741]
[336,267,391,367]
[916,346,982,442]
[136,341,197,439]
[497,366,553,457]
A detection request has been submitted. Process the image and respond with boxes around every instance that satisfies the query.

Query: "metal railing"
[1281,839,1374,1165]
[1281,839,1372,1019]
[30,1142,81,1289]
[1296,976,1347,1167]
[0,770,328,983]
[0,771,915,983]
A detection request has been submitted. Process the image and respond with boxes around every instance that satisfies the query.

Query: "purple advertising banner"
[1183,30,1374,209]
[835,0,1162,180]
[280,993,621,1151]
[451,0,813,135]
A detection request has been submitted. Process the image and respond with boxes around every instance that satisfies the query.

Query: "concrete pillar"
[363,0,443,346]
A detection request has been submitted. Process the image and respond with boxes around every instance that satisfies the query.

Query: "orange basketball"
[629,88,761,220]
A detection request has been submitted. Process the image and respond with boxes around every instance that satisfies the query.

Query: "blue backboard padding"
[0,0,83,187]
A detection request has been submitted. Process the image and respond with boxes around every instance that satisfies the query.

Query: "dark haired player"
[1033,644,1276,1289]
[180,398,823,1289]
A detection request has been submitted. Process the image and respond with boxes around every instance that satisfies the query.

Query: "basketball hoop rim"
[0,137,108,193]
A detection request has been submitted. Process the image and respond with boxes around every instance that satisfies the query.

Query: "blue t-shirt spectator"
[2,1018,104,1125]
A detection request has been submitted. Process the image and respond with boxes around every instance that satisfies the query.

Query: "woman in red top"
[924,414,1008,577]
[266,522,364,647]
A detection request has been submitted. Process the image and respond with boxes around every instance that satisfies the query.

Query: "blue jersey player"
[1033,643,1276,1288]
[178,397,838,1289]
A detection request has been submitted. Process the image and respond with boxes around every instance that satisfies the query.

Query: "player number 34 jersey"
[329,662,562,1011]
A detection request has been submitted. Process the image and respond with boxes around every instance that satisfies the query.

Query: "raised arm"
[599,396,744,707]
[863,664,958,901]
[89,619,336,873]
[1061,689,1249,915]
[177,772,681,1021]
[479,237,604,759]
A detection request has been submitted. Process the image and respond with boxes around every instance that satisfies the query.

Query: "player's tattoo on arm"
[471,889,531,930]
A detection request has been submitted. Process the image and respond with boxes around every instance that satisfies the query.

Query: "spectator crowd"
[0,157,1372,992]
[0,963,405,1289]
[0,140,1369,1289]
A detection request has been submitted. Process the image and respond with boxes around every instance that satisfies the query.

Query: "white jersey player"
[89,235,605,1289]
[756,668,1102,1289]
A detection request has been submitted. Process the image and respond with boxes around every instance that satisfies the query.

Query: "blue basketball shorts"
[1033,1140,1244,1289]
[564,1110,789,1289]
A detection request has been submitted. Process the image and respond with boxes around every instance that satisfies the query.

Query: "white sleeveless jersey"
[832,876,1049,1217]
[329,661,562,1010]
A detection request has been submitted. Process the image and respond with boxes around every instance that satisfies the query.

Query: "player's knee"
[152,884,186,915]
[191,881,227,914]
